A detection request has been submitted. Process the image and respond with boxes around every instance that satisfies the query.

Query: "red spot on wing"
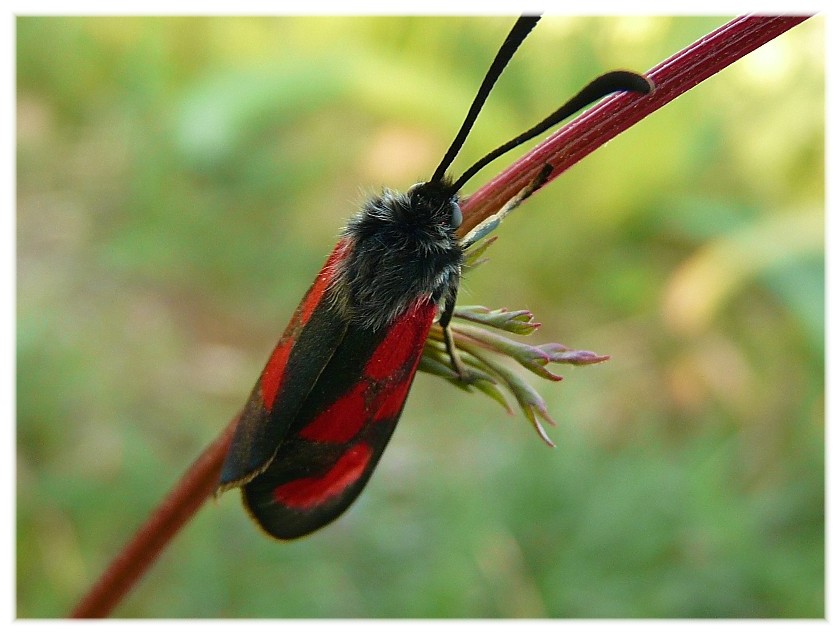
[272,443,373,509]
[299,383,368,443]
[259,239,351,410]
[373,376,415,422]
[367,301,435,421]
[365,301,436,380]
[298,300,436,442]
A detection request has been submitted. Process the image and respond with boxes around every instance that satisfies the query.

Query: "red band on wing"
[299,238,349,325]
[260,239,351,410]
[260,339,294,411]
[272,442,373,509]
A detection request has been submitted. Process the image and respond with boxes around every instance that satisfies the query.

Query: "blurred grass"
[16,16,823,618]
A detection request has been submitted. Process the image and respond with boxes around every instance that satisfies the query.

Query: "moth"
[217,15,652,540]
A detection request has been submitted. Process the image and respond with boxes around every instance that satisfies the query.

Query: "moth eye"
[450,201,462,229]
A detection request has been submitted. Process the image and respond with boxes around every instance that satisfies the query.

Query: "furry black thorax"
[330,179,464,331]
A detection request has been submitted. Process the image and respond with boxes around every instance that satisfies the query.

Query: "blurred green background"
[16,16,823,618]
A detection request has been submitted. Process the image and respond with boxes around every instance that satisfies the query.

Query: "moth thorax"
[334,188,464,330]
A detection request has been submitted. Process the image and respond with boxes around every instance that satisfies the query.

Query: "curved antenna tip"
[449,69,654,193]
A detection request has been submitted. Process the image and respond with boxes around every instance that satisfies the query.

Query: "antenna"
[449,71,653,192]
[428,15,654,193]
[429,15,541,184]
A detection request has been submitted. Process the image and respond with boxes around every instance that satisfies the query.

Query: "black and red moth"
[217,15,652,540]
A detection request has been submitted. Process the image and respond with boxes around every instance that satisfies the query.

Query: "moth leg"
[443,165,554,383]
[439,285,473,383]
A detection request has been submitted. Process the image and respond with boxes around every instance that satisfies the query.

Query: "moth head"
[406,181,462,231]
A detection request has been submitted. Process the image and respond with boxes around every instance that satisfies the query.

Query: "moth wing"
[219,241,350,490]
[241,300,437,539]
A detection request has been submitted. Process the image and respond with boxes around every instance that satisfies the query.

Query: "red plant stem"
[68,14,810,618]
[70,415,240,618]
[458,14,812,237]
